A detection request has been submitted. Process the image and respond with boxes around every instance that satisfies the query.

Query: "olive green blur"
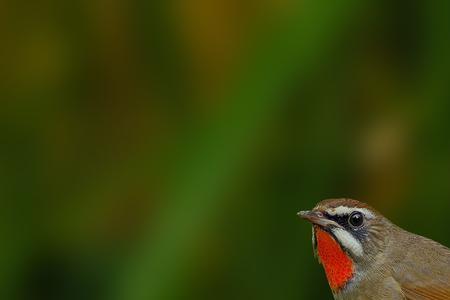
[1,0,450,299]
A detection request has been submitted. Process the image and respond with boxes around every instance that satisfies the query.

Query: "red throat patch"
[315,227,354,290]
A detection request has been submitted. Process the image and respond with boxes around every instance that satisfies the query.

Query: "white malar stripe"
[326,206,375,219]
[331,228,364,257]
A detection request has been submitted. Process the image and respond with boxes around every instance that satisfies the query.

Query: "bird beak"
[297,210,338,228]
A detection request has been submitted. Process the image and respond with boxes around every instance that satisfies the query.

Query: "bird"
[297,198,450,300]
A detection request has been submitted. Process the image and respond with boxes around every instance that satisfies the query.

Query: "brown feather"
[393,232,450,300]
[402,284,450,300]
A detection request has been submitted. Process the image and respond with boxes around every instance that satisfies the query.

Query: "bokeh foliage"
[1,1,450,299]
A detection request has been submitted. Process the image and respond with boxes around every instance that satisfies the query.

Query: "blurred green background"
[1,0,450,299]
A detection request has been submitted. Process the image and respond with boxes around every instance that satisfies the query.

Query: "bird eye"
[348,212,364,228]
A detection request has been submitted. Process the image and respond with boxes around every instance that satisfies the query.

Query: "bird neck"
[315,227,354,291]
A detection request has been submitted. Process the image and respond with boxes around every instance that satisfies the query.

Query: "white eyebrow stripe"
[326,206,375,219]
[331,228,364,257]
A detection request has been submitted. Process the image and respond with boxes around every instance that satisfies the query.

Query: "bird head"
[298,198,392,292]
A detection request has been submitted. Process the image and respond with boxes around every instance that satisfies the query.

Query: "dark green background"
[1,0,450,299]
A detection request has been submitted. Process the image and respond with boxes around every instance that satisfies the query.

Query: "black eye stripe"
[324,213,349,227]
[323,212,368,243]
[324,212,365,228]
